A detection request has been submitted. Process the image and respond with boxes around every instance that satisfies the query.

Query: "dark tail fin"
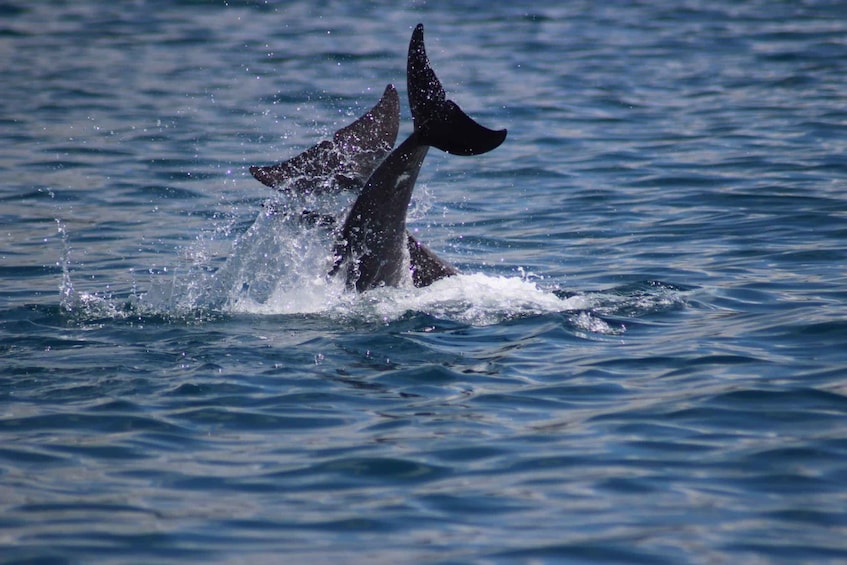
[407,24,507,156]
[250,84,400,191]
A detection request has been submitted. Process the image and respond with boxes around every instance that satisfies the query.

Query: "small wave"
[73,273,687,340]
[231,272,592,326]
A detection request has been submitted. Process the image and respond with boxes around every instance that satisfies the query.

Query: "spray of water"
[56,142,688,330]
[57,187,691,332]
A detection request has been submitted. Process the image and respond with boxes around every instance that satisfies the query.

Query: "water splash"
[56,218,73,311]
[57,193,690,332]
[56,156,690,331]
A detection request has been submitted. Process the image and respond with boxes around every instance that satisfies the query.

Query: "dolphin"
[250,84,400,194]
[329,23,507,291]
[248,84,446,271]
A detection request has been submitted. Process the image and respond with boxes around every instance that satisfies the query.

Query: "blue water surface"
[2,1,847,563]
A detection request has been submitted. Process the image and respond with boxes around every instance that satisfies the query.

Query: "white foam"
[58,189,655,334]
[228,270,591,327]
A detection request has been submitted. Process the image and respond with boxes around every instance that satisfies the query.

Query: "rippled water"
[3,1,847,563]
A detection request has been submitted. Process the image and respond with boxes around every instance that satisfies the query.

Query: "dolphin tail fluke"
[417,100,507,157]
[250,84,400,191]
[407,23,507,156]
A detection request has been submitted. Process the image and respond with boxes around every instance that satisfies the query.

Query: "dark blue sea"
[3,1,847,563]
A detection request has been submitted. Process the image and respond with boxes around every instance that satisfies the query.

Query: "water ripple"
[3,1,847,563]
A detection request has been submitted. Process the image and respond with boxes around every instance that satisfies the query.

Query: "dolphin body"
[249,24,506,292]
[330,24,507,291]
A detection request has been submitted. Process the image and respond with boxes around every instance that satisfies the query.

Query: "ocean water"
[2,0,847,563]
